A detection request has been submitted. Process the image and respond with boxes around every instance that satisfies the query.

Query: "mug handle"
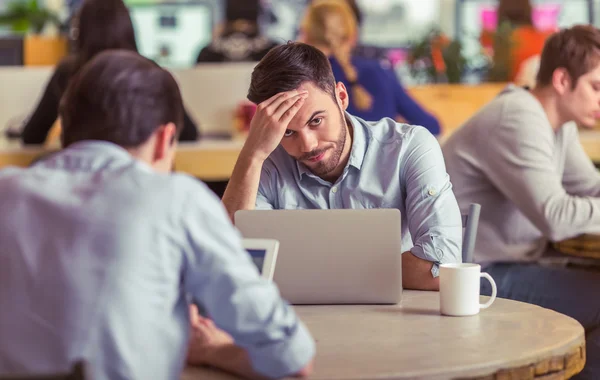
[479,272,497,309]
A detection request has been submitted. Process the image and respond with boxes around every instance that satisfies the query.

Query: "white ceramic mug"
[439,263,497,316]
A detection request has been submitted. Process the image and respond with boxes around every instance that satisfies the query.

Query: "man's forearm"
[191,343,313,380]
[221,150,264,222]
[402,251,439,291]
[192,343,268,380]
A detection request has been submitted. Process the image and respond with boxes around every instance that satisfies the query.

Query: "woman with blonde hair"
[299,0,440,135]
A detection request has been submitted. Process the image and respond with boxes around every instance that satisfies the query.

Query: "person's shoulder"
[0,166,27,186]
[514,25,552,41]
[351,56,388,74]
[351,57,395,87]
[365,116,431,142]
[130,171,225,221]
[498,85,539,107]
[360,118,440,170]
[49,55,78,93]
[558,121,580,141]
[464,85,542,128]
[164,172,218,200]
[54,55,77,79]
[496,86,551,129]
[0,165,59,203]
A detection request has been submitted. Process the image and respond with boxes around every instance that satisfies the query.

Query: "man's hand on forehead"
[242,90,309,162]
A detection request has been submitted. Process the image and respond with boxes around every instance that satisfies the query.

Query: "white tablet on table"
[242,238,279,281]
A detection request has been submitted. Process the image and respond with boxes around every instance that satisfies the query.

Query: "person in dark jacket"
[21,0,200,145]
[196,0,279,63]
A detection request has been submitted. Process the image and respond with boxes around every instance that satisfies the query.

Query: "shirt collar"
[346,113,368,171]
[296,112,369,179]
[36,140,153,173]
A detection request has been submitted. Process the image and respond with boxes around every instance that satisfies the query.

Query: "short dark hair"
[247,42,336,104]
[73,0,138,69]
[537,25,600,88]
[59,50,184,148]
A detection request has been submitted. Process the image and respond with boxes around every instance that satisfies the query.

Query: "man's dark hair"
[247,42,337,104]
[59,50,184,147]
[537,25,600,89]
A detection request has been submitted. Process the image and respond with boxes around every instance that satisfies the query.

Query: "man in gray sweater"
[443,25,600,379]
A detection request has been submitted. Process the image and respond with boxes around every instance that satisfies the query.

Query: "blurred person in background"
[20,0,200,145]
[342,0,390,65]
[481,0,552,85]
[443,25,600,379]
[299,0,441,135]
[196,0,279,63]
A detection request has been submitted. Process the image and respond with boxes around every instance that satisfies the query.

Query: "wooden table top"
[2,129,600,182]
[0,139,245,182]
[181,290,585,380]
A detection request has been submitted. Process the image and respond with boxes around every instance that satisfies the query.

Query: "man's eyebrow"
[305,110,326,126]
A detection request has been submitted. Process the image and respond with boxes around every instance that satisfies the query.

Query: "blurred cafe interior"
[2,1,600,380]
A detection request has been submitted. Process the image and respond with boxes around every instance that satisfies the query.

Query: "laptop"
[242,238,279,281]
[235,209,402,305]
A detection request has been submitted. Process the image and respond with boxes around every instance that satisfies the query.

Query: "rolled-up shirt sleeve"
[256,160,277,210]
[182,185,314,378]
[402,128,463,276]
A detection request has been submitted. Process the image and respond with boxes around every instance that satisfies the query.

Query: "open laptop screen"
[242,239,279,281]
[247,249,267,274]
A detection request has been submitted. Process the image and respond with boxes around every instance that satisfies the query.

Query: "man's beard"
[299,114,347,178]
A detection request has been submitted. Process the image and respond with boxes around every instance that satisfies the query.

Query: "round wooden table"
[181,291,585,380]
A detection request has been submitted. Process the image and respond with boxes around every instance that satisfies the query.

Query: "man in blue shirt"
[222,42,462,290]
[0,50,314,380]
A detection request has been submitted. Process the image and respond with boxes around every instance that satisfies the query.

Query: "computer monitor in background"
[128,2,213,68]
[0,36,23,66]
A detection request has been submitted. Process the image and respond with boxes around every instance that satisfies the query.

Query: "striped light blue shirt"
[0,141,314,380]
[257,114,462,275]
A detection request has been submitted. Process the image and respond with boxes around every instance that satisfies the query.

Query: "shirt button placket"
[330,186,339,208]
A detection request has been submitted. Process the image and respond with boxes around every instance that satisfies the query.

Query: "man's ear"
[152,122,177,163]
[552,68,573,95]
[336,82,350,111]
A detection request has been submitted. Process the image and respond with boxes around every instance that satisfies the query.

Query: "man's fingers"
[279,97,306,125]
[189,305,200,323]
[258,90,307,114]
[272,92,308,121]
[191,321,211,339]
[200,318,215,328]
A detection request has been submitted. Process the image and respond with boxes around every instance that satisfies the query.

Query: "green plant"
[407,28,468,84]
[487,21,514,82]
[0,0,62,34]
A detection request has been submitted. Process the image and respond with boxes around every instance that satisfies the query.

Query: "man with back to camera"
[0,50,314,380]
[221,42,463,291]
[443,25,600,379]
